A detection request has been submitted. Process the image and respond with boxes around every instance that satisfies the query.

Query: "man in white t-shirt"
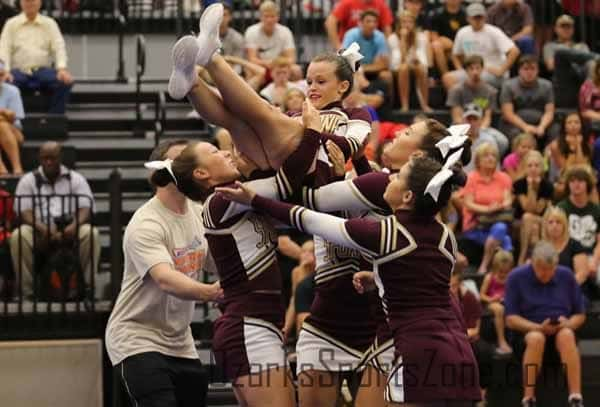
[105,139,221,407]
[244,0,302,80]
[442,2,520,90]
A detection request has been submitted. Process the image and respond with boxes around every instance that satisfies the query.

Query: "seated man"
[0,0,73,114]
[324,0,393,50]
[9,141,100,299]
[447,55,498,129]
[543,14,590,74]
[487,0,535,55]
[505,241,586,407]
[341,10,391,84]
[443,2,520,90]
[244,1,302,81]
[461,103,508,172]
[0,60,24,175]
[499,55,555,143]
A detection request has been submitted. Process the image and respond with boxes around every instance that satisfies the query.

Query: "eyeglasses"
[558,23,574,28]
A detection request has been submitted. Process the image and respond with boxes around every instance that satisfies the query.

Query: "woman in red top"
[461,142,513,275]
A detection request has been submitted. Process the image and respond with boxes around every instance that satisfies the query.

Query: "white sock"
[569,393,583,401]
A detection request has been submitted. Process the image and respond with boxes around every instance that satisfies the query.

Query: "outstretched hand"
[353,271,376,294]
[215,181,256,206]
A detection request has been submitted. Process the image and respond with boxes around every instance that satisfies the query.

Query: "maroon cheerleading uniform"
[293,103,379,359]
[250,196,481,403]
[203,129,320,380]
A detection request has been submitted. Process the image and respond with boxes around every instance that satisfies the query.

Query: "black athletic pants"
[118,352,208,407]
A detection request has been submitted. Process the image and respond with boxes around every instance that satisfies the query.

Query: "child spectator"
[479,249,513,355]
[388,10,432,112]
[513,151,553,265]
[282,88,305,114]
[259,57,305,107]
[503,132,536,181]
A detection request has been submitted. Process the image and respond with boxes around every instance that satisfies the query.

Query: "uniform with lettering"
[204,129,320,380]
[250,196,481,403]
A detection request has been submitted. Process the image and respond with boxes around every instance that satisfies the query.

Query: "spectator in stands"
[462,103,507,172]
[0,182,14,297]
[429,0,467,76]
[446,55,497,129]
[283,240,315,340]
[294,273,315,338]
[461,142,513,275]
[499,55,555,143]
[542,207,589,286]
[259,57,304,107]
[543,14,590,74]
[513,151,553,265]
[0,59,24,175]
[557,166,600,274]
[547,112,591,185]
[324,0,393,50]
[342,10,391,85]
[443,2,520,91]
[479,249,513,355]
[502,132,536,181]
[220,2,243,60]
[487,0,535,55]
[579,60,600,131]
[9,141,100,299]
[282,88,305,113]
[343,68,389,115]
[0,0,73,114]
[505,241,586,407]
[388,10,431,112]
[244,1,301,80]
[402,0,429,29]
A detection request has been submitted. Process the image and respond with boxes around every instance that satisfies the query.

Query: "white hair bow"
[435,124,470,159]
[424,148,464,202]
[340,42,364,73]
[144,158,177,185]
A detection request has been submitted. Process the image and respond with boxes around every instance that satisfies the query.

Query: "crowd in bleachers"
[0,0,599,405]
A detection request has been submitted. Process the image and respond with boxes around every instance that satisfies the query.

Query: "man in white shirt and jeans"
[0,0,74,113]
[442,2,520,91]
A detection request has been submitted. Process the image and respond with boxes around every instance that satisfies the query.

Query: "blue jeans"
[463,222,513,251]
[514,36,535,56]
[11,67,72,114]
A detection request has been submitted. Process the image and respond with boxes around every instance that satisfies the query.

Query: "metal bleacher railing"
[0,187,121,340]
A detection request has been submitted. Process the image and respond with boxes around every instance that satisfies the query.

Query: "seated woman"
[514,150,553,265]
[540,206,589,286]
[546,111,592,196]
[502,132,536,182]
[460,142,514,275]
[388,10,432,112]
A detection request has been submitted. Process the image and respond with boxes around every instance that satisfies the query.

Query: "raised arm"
[215,182,383,256]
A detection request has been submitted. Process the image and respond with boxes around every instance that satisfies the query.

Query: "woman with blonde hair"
[541,206,589,285]
[514,150,553,265]
[387,10,432,112]
[461,142,513,274]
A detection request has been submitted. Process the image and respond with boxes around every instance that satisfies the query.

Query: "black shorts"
[510,332,562,366]
[118,352,208,407]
